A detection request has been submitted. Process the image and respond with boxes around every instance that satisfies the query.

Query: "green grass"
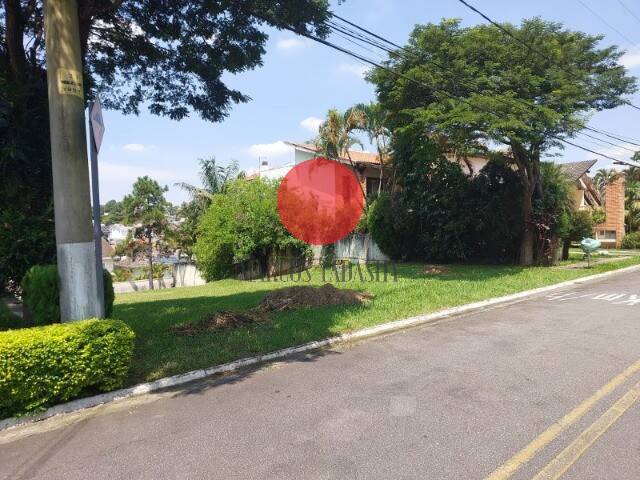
[114,257,640,385]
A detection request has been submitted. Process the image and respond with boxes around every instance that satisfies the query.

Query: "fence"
[112,262,205,293]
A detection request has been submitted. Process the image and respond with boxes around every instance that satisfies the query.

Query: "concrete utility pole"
[44,0,100,321]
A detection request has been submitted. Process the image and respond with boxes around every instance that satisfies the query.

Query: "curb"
[2,262,640,431]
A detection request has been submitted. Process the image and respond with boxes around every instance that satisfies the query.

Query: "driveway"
[2,269,640,480]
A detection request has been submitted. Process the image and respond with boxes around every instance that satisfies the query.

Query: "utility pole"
[44,0,100,321]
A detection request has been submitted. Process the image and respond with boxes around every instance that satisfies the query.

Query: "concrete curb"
[2,262,640,431]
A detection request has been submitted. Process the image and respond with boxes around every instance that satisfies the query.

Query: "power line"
[329,12,640,150]
[577,131,637,152]
[252,8,635,164]
[456,0,640,112]
[322,28,629,163]
[616,0,640,28]
[575,0,638,45]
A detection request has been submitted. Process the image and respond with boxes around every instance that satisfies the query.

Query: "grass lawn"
[114,257,640,385]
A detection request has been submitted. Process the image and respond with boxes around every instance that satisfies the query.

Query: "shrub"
[0,319,135,418]
[195,178,309,280]
[367,193,409,261]
[103,270,114,318]
[622,231,640,249]
[21,265,59,326]
[0,302,23,332]
[21,265,115,325]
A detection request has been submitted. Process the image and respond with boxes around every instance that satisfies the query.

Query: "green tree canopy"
[369,18,637,265]
[0,0,332,288]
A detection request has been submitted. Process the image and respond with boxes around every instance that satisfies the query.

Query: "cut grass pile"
[114,257,640,385]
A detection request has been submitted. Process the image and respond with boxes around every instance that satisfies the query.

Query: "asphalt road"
[2,269,640,480]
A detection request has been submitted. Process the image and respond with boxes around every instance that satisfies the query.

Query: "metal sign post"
[89,98,106,318]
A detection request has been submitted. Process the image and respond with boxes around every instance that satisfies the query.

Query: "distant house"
[249,141,387,198]
[106,223,132,245]
[559,160,626,248]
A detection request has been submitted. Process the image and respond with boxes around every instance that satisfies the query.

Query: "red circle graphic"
[277,157,364,245]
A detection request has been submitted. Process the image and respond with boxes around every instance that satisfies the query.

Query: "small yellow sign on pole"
[57,68,83,98]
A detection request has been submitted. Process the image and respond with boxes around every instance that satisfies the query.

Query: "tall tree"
[593,168,620,198]
[316,108,365,160]
[0,0,332,288]
[175,158,240,208]
[122,177,168,290]
[370,18,636,265]
[351,102,391,195]
[174,157,241,257]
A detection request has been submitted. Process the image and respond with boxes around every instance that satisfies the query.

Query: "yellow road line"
[532,380,640,480]
[485,359,640,480]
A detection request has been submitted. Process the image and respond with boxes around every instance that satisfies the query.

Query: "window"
[366,177,381,198]
[595,230,617,240]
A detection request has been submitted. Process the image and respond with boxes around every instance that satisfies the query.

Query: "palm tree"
[175,157,239,208]
[593,168,619,198]
[626,175,640,232]
[315,108,369,206]
[350,102,391,195]
[316,108,365,160]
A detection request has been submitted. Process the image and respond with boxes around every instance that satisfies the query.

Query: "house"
[559,160,626,248]
[105,223,132,245]
[251,141,387,198]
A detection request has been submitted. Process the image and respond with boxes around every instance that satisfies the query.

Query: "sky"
[95,0,640,204]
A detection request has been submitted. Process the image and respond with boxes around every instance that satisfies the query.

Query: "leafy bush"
[112,267,133,282]
[21,265,115,325]
[195,178,309,280]
[0,319,135,417]
[368,150,523,263]
[368,193,410,261]
[21,265,59,326]
[0,302,23,332]
[622,231,640,249]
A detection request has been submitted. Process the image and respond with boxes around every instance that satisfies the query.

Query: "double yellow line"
[486,359,640,480]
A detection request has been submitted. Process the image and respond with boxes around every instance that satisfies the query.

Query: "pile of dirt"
[171,284,372,336]
[170,310,266,336]
[422,264,449,275]
[259,283,372,312]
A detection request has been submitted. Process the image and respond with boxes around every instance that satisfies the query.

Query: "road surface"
[2,269,640,479]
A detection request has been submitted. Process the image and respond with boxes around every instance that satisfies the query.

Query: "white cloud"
[336,63,369,79]
[621,47,640,69]
[122,143,149,152]
[276,38,305,51]
[300,116,323,133]
[99,161,187,184]
[248,141,293,159]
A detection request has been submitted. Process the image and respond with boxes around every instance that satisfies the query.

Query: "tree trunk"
[519,187,535,266]
[5,0,27,82]
[148,235,154,290]
[562,239,571,261]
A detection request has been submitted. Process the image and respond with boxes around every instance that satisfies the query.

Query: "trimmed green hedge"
[0,319,135,418]
[22,265,115,325]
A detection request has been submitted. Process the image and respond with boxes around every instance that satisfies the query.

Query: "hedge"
[22,265,115,325]
[622,232,640,250]
[0,319,135,418]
